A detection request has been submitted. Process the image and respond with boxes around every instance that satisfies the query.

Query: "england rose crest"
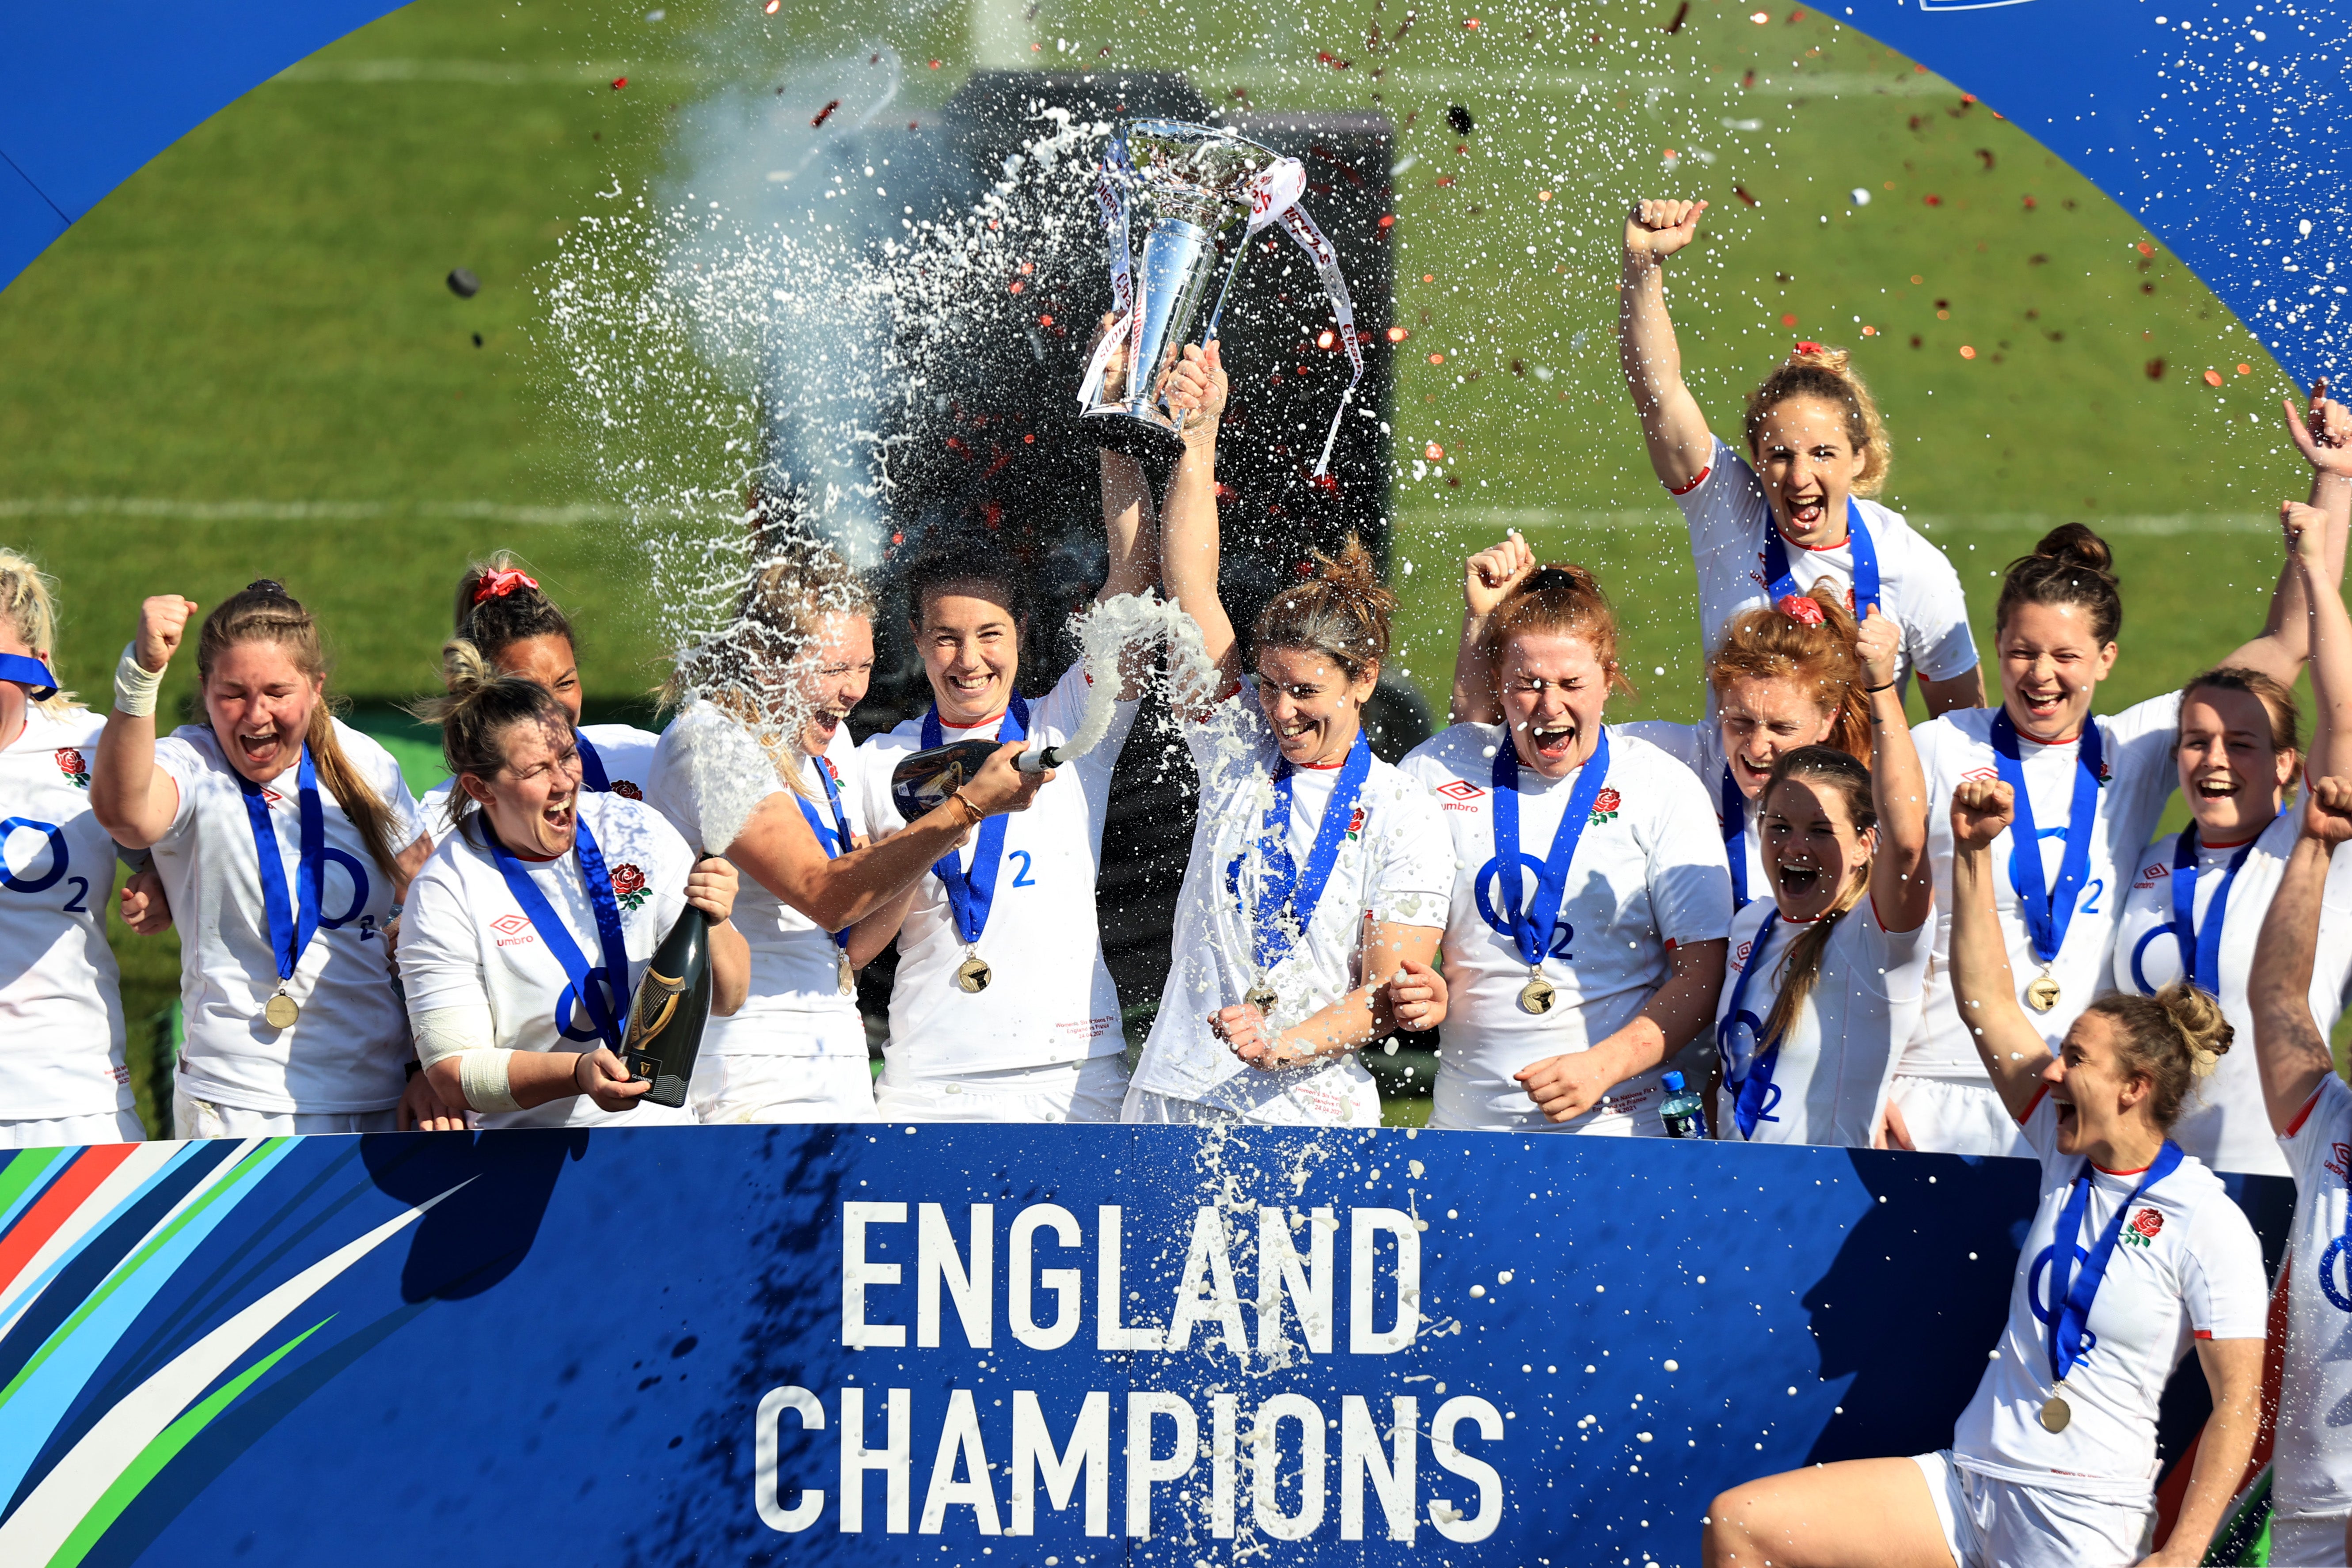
[1345,804,1366,841]
[610,862,650,911]
[55,748,90,789]
[612,780,644,801]
[1588,787,1622,826]
[2122,1206,2165,1248]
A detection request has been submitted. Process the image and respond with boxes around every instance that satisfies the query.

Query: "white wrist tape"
[457,1050,520,1113]
[113,642,165,718]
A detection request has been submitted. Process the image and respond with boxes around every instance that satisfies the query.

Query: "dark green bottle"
[622,898,714,1109]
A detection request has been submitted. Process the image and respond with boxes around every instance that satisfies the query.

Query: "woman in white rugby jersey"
[1121,341,1451,1128]
[646,536,1050,1123]
[851,448,1158,1124]
[1402,558,1732,1134]
[398,646,746,1127]
[1456,533,1872,918]
[415,555,663,838]
[1707,776,2266,1568]
[1620,197,1983,716]
[91,581,439,1136]
[2248,775,2352,1565]
[1896,477,2338,1157]
[0,551,171,1146]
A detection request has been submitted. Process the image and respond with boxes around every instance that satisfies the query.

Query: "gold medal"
[838,953,855,997]
[1244,986,1279,1016]
[1519,972,1556,1015]
[2025,972,2062,1013]
[2039,1392,2072,1434]
[956,955,992,993]
[263,991,300,1030]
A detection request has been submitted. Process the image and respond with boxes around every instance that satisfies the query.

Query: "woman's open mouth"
[1775,861,1822,897]
[2193,773,2238,801]
[1530,721,1577,762]
[2053,1094,2078,1136]
[1734,753,1774,789]
[2016,687,2068,723]
[1786,495,1827,531]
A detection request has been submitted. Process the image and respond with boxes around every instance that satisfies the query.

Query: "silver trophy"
[1080,121,1295,455]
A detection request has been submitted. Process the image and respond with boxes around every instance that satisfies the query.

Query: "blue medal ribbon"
[1721,763,1752,911]
[922,694,1030,948]
[1990,708,2106,969]
[797,755,855,962]
[575,731,611,794]
[0,652,59,700]
[487,812,633,1052]
[1760,497,1880,617]
[1250,729,1374,972]
[1715,907,1785,1139]
[2166,818,2273,992]
[2047,1140,2185,1391]
[1491,727,1613,971]
[237,745,324,992]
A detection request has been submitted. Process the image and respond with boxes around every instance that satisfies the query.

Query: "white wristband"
[113,642,165,718]
[456,1048,520,1113]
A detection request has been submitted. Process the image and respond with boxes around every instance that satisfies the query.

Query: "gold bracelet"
[948,788,985,828]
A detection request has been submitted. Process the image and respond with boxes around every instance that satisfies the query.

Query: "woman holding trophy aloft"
[1121,340,1451,1127]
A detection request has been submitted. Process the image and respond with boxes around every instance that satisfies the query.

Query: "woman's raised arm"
[1618,198,1716,493]
[1946,777,2055,1117]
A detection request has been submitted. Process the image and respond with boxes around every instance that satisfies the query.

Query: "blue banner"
[0,1128,2292,1564]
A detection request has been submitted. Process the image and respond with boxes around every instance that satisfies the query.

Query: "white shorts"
[172,1089,395,1139]
[2268,1507,2352,1565]
[1120,1074,1383,1127]
[0,1109,146,1149]
[1890,1077,2033,1158]
[874,1055,1129,1124]
[690,1053,878,1124]
[1912,1451,2153,1568]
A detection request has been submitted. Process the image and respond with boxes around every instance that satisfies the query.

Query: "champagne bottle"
[889,737,1058,824]
[622,896,715,1110]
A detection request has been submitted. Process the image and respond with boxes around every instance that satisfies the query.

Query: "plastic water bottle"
[1660,1070,1708,1140]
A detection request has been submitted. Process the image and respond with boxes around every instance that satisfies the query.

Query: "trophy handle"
[1198,234,1250,346]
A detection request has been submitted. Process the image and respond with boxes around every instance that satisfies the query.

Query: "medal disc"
[2038,1395,2071,1434]
[1244,987,1278,1016]
[837,955,855,997]
[1519,976,1556,1015]
[956,956,992,994]
[2025,973,2062,1013]
[263,991,300,1030]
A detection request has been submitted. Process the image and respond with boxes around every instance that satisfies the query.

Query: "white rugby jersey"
[1951,1093,2267,1500]
[2277,1074,2352,1517]
[646,706,864,1058]
[151,721,423,1115]
[1398,723,1733,1134]
[1714,893,1932,1148]
[0,710,132,1120]
[1672,433,1978,701]
[399,790,696,1129]
[1902,695,2183,1082]
[1129,687,1451,1124]
[1616,718,1768,911]
[857,661,1137,1075]
[419,721,659,841]
[2111,808,2352,1177]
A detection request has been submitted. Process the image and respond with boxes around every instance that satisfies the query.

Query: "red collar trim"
[2005,715,2083,747]
[1299,757,1348,771]
[1775,521,1850,554]
[940,710,1007,733]
[2092,1159,2154,1177]
[2196,829,2263,850]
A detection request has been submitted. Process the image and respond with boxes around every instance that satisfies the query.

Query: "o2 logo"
[2027,1241,2101,1355]
[1473,854,1574,960]
[1714,1010,1781,1124]
[557,971,619,1044]
[2318,1234,2352,1314]
[316,847,373,930]
[1,816,90,915]
[2128,921,2178,996]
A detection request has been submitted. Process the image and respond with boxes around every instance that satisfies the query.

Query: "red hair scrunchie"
[473,567,540,604]
[1777,594,1826,627]
[1792,340,1827,356]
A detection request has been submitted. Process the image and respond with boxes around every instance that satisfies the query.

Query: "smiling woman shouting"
[1619,197,1983,716]
[91,581,437,1135]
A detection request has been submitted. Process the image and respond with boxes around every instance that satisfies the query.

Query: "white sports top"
[857,661,1138,1075]
[2111,807,2352,1176]
[150,721,422,1115]
[0,710,132,1120]
[1950,1092,2267,1501]
[398,790,696,1129]
[1903,695,2183,1081]
[1616,718,1769,911]
[2277,1075,2352,1517]
[1672,433,1978,702]
[1715,893,1932,1147]
[645,706,864,1057]
[1129,685,1451,1124]
[1397,723,1733,1133]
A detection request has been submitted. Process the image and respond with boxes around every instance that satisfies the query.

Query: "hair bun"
[2032,521,2114,577]
[2156,980,2233,1064]
[246,579,289,597]
[438,638,498,700]
[1788,340,1852,375]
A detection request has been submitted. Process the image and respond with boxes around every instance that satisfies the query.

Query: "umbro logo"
[1436,779,1485,802]
[492,913,536,946]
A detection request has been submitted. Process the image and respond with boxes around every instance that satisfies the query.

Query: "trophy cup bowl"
[1081,120,1289,456]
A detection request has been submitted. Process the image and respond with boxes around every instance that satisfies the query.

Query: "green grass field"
[0,0,2334,1130]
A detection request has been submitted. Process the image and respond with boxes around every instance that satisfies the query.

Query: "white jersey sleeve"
[644,701,786,857]
[2276,1075,2352,1514]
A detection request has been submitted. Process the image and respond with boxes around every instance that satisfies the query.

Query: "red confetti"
[1039,314,1054,326]
[1009,281,1024,293]
[1923,194,1942,206]
[2238,364,2253,375]
[610,76,628,90]
[1425,442,1445,460]
[1378,213,1396,230]
[1309,473,1339,494]
[2022,195,2038,209]
[1780,313,1798,327]
[1959,345,1977,359]
[1463,15,1481,27]
[1316,50,1351,68]
[1387,326,1410,343]
[2204,369,2224,387]
[1733,186,1759,207]
[812,99,840,127]
[2136,240,2156,256]
[1961,92,1976,105]
[1317,329,1337,349]
[929,59,942,69]
[1428,352,1446,364]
